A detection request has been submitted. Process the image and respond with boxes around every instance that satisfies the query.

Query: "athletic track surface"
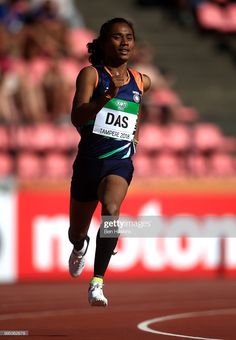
[1,279,236,339]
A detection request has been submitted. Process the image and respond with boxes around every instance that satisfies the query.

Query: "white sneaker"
[69,236,90,278]
[88,282,108,307]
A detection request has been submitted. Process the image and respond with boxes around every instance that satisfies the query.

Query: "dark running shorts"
[70,156,134,202]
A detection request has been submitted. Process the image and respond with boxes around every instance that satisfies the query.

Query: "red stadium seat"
[187,154,208,177]
[55,124,81,152]
[210,153,236,176]
[164,124,191,153]
[196,2,226,32]
[14,124,79,153]
[222,137,236,153]
[148,88,181,107]
[193,123,223,153]
[225,4,236,32]
[43,152,70,179]
[30,123,56,152]
[213,0,228,4]
[138,124,164,154]
[0,126,9,151]
[13,125,35,150]
[13,58,49,85]
[27,58,49,85]
[152,152,185,177]
[0,153,13,176]
[59,58,81,84]
[68,151,77,174]
[174,106,198,123]
[133,154,153,177]
[67,28,95,58]
[16,152,42,179]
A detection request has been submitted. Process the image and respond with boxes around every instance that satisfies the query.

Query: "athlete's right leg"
[68,196,98,250]
[68,196,98,277]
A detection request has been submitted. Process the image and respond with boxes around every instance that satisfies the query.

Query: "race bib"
[93,98,139,141]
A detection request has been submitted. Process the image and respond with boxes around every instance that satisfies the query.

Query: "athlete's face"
[103,23,135,65]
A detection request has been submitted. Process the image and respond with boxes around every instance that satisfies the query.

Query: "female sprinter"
[68,17,151,307]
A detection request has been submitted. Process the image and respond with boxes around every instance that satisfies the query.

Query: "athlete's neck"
[105,65,129,78]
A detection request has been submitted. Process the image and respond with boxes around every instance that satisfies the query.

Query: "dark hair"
[87,17,135,66]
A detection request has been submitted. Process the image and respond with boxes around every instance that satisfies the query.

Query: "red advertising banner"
[17,191,236,280]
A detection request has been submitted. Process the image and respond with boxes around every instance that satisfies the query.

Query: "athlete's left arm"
[133,74,151,144]
[143,74,151,93]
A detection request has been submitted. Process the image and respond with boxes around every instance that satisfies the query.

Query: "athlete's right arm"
[71,66,114,128]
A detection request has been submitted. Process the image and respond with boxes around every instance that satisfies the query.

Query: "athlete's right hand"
[106,72,126,98]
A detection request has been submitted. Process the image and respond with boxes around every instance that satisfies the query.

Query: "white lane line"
[137,308,236,340]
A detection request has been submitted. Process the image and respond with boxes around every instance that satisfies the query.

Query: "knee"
[102,202,119,216]
[68,227,87,243]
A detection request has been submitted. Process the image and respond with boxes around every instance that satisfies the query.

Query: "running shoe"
[88,279,108,307]
[69,236,90,277]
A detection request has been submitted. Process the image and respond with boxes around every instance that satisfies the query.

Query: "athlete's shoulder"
[76,65,99,88]
[128,68,151,93]
[142,74,151,93]
[128,67,144,93]
[128,67,142,79]
[77,65,98,79]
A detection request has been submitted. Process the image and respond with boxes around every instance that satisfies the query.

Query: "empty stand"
[187,154,209,177]
[58,58,81,89]
[225,3,236,32]
[164,124,191,153]
[16,152,42,179]
[0,126,9,151]
[43,152,70,179]
[0,153,13,176]
[148,88,181,107]
[13,125,36,150]
[55,124,80,152]
[193,123,224,154]
[196,1,236,33]
[133,154,153,177]
[210,152,235,176]
[28,123,57,152]
[152,152,186,177]
[138,123,164,154]
[196,2,225,32]
[67,28,95,58]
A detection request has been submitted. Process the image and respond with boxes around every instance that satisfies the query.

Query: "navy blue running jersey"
[77,66,144,160]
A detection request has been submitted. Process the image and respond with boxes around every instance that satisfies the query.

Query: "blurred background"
[0,0,236,283]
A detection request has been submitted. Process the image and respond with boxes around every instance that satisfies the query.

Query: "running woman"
[68,17,151,307]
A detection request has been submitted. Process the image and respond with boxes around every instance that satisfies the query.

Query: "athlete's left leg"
[94,174,129,278]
